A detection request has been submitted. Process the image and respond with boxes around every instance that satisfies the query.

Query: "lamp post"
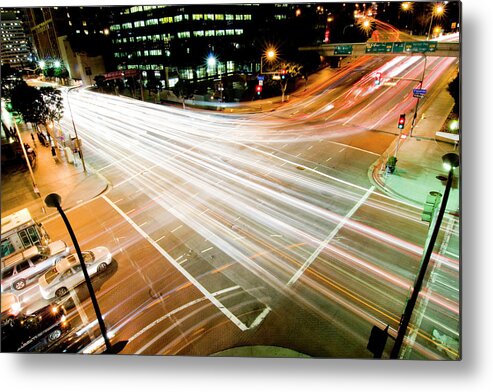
[44,193,113,353]
[66,86,87,173]
[427,3,445,40]
[260,48,276,74]
[390,153,459,359]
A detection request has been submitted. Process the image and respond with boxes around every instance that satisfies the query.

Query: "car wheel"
[97,262,108,272]
[55,287,69,298]
[48,328,62,342]
[13,279,26,291]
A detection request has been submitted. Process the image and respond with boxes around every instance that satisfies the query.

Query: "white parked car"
[1,240,70,292]
[38,247,112,300]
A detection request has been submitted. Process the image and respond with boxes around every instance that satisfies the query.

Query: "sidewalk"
[1,121,108,223]
[369,87,460,212]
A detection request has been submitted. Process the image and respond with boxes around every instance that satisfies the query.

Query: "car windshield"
[44,267,59,285]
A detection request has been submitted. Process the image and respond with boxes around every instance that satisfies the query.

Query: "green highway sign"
[366,42,393,53]
[404,41,437,53]
[334,45,353,55]
[392,42,406,53]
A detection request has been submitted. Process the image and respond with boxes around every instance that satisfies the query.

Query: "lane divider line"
[287,186,375,287]
[103,195,249,331]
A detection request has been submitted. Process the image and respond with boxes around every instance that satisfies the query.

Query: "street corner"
[62,173,110,210]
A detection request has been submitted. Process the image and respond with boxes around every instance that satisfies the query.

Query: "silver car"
[38,246,112,299]
[1,240,70,292]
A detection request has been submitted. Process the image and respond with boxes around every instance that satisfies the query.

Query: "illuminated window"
[225,14,234,20]
[205,30,215,36]
[235,15,243,20]
[122,23,132,29]
[215,30,225,36]
[84,30,89,35]
[177,31,190,38]
[275,15,287,20]
[193,30,204,37]
[149,49,162,56]
[205,14,214,20]
[143,6,156,11]
[110,24,120,31]
[134,21,145,28]
[146,19,158,26]
[130,6,143,13]
[160,17,173,24]
[174,15,183,22]
[235,29,243,35]
[215,14,224,20]
[192,14,203,20]
[82,21,87,26]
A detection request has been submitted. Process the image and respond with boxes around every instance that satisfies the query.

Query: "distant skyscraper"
[0,8,32,69]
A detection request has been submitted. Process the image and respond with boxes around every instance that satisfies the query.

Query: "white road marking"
[326,157,332,162]
[127,208,135,214]
[128,286,242,351]
[287,186,375,286]
[103,195,249,331]
[155,235,166,242]
[201,246,214,254]
[339,148,346,153]
[171,225,183,233]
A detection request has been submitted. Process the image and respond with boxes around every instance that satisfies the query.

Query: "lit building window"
[177,31,190,38]
[225,14,234,20]
[215,14,224,20]
[174,15,183,22]
[146,19,158,26]
[122,23,132,29]
[193,30,204,37]
[274,15,287,20]
[130,6,143,13]
[82,21,87,26]
[235,29,243,35]
[205,14,214,20]
[244,15,252,20]
[235,15,243,20]
[192,14,203,20]
[216,30,225,36]
[84,30,89,35]
[110,24,120,31]
[134,21,145,27]
[225,29,234,35]
[205,30,215,36]
[160,17,173,24]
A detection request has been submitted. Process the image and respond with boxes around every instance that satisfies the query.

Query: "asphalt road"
[12,52,459,358]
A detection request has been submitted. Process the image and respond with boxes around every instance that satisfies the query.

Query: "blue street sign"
[257,75,265,80]
[413,88,427,95]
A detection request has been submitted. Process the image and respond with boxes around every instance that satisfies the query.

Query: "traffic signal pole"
[390,165,455,359]
[410,55,428,137]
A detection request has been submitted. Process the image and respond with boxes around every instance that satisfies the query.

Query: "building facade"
[108,4,325,85]
[0,8,32,69]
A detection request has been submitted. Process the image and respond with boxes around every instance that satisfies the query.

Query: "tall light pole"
[44,193,113,354]
[427,3,445,40]
[390,153,459,359]
[66,86,87,173]
[260,48,276,74]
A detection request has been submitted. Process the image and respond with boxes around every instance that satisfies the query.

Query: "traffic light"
[281,69,287,80]
[398,114,406,129]
[375,72,382,85]
[256,85,262,95]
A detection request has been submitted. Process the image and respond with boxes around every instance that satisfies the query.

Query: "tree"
[447,73,459,116]
[172,79,194,108]
[10,82,46,128]
[278,61,303,102]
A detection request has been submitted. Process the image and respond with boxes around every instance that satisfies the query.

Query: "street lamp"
[66,86,87,173]
[260,48,276,74]
[390,153,459,359]
[44,193,113,354]
[427,2,445,40]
